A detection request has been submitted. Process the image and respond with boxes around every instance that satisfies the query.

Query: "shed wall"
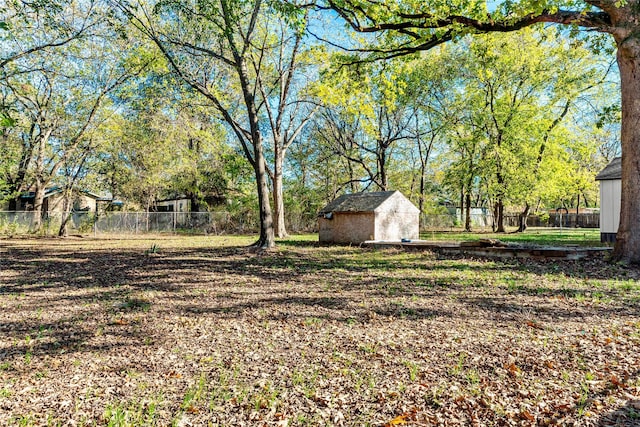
[156,199,190,212]
[47,194,97,214]
[45,194,65,214]
[375,211,419,240]
[599,179,620,234]
[319,212,375,244]
[73,195,97,212]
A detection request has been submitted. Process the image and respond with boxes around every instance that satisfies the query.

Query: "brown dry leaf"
[168,371,182,378]
[186,405,199,414]
[506,363,521,377]
[383,414,409,426]
[526,321,543,330]
[520,410,535,421]
[383,409,417,427]
[610,375,626,388]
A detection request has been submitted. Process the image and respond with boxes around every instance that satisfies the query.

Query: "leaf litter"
[0,236,639,426]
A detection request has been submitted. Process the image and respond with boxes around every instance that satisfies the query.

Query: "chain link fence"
[0,210,600,237]
[422,213,600,231]
[421,213,494,231]
[0,211,259,236]
[92,211,257,235]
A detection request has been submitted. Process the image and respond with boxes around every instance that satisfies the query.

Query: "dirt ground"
[1,235,639,426]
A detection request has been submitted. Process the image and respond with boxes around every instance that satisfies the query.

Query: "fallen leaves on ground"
[0,236,639,426]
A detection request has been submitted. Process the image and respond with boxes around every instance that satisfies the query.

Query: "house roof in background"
[595,157,621,181]
[319,191,407,214]
[82,190,104,199]
[157,196,190,203]
[19,186,62,199]
[19,187,109,200]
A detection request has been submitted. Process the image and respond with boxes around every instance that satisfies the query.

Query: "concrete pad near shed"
[363,240,612,261]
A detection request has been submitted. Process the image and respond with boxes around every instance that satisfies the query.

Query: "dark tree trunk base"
[248,242,275,253]
[517,204,531,233]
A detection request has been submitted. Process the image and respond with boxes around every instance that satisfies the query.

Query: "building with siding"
[2,187,102,214]
[595,157,621,243]
[154,198,191,212]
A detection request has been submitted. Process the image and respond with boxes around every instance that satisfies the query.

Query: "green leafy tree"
[164,108,235,211]
[2,5,149,230]
[445,29,602,232]
[401,51,460,216]
[0,1,97,69]
[255,15,319,237]
[96,54,248,217]
[313,57,419,192]
[118,0,314,247]
[97,110,174,211]
[0,0,102,204]
[322,0,640,262]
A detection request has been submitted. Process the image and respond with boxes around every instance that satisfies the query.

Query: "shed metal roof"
[595,157,621,181]
[319,191,407,214]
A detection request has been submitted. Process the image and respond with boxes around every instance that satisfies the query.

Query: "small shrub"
[144,244,160,255]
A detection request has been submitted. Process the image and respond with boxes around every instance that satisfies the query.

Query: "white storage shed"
[595,157,621,243]
[318,191,419,244]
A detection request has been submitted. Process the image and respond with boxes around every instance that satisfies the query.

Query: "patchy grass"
[421,228,604,247]
[0,235,638,426]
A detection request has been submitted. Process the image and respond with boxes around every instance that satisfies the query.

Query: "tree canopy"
[316,0,639,262]
[0,0,628,258]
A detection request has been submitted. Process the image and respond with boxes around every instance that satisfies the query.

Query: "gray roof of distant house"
[595,157,621,181]
[319,191,400,214]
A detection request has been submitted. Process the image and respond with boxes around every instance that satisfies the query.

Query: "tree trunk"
[234,47,275,249]
[188,191,201,213]
[464,192,471,232]
[58,191,72,237]
[417,160,426,230]
[31,183,45,232]
[517,203,530,233]
[491,202,498,232]
[459,188,464,227]
[378,146,388,191]
[8,140,35,212]
[254,153,275,248]
[495,198,505,233]
[416,123,434,217]
[612,33,640,263]
[418,172,425,214]
[273,155,288,238]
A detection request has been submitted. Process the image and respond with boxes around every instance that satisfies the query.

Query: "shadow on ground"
[1,239,639,425]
